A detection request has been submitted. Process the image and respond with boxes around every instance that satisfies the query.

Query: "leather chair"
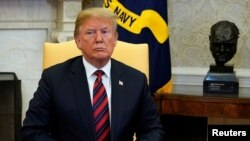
[43,40,149,79]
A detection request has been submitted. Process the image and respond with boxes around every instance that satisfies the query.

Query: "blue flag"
[104,0,172,94]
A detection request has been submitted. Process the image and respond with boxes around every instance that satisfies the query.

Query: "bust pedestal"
[203,65,239,96]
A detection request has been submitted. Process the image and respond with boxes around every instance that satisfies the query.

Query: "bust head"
[209,21,239,66]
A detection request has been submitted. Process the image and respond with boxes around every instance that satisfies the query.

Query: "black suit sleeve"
[21,69,57,141]
[135,74,166,141]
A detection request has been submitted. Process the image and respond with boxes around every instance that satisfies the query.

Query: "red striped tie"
[93,70,111,141]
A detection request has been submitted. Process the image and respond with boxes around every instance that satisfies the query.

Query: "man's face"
[75,16,117,65]
[209,27,237,66]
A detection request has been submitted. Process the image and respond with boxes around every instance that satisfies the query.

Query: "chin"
[96,55,110,60]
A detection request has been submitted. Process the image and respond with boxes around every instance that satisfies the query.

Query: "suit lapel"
[70,57,96,141]
[69,58,128,141]
[110,60,127,141]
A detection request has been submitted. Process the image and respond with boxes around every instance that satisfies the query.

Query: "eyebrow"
[86,26,110,30]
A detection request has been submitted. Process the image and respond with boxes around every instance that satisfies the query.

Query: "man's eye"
[101,30,109,34]
[86,31,95,35]
[213,43,221,46]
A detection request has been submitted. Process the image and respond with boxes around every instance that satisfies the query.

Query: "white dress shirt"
[82,57,112,121]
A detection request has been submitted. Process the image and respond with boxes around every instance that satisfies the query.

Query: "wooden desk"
[154,92,250,141]
[154,93,250,119]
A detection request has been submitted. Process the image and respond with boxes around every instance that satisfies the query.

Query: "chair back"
[43,40,149,79]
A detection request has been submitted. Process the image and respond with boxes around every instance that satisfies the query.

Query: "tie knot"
[94,70,104,78]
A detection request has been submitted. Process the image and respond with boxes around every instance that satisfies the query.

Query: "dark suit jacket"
[21,56,165,141]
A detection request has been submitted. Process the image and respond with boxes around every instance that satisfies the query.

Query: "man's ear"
[115,32,118,40]
[114,32,118,46]
[74,36,81,49]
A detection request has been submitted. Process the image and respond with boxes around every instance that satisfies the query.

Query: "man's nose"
[95,30,103,41]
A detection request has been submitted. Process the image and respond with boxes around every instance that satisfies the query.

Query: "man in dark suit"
[21,7,166,141]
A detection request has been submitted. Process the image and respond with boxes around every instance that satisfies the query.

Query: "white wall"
[0,0,57,120]
[168,0,250,94]
[0,29,46,119]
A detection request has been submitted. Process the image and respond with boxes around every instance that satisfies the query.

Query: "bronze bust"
[204,21,239,95]
[209,21,239,66]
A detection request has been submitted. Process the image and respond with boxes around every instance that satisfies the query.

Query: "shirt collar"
[82,57,111,78]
